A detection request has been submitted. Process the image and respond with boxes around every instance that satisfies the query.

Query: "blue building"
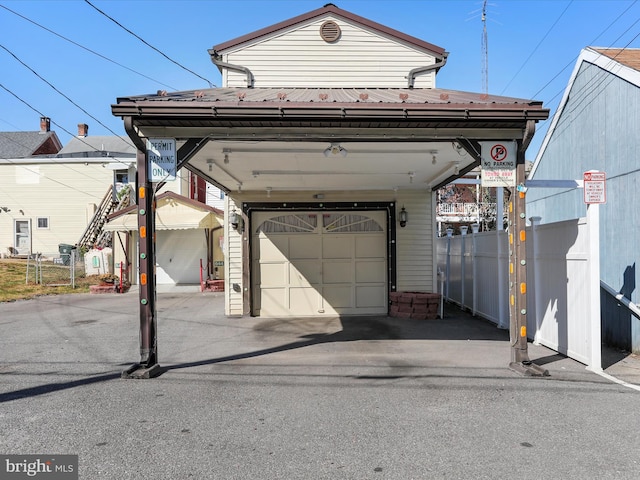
[527,47,640,353]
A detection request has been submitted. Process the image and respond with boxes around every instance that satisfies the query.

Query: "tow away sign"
[147,138,176,182]
[480,141,517,187]
[583,171,606,204]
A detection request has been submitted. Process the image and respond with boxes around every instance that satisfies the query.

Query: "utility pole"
[481,0,488,95]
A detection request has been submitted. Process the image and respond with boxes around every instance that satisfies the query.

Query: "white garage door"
[155,230,206,285]
[252,211,387,317]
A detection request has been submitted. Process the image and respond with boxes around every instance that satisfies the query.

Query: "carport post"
[122,147,162,379]
[508,139,548,376]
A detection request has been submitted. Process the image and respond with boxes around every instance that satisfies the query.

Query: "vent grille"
[320,21,341,43]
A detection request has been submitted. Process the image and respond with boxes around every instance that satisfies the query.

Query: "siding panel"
[224,17,436,88]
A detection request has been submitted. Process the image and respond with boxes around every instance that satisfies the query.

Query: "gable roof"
[0,131,63,158]
[57,135,136,158]
[593,48,640,72]
[529,47,640,177]
[212,3,446,57]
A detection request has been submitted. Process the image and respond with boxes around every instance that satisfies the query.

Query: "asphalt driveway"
[1,291,640,479]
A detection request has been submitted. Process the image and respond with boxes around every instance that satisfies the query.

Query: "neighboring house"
[0,119,133,258]
[105,191,224,286]
[526,47,640,352]
[112,4,549,318]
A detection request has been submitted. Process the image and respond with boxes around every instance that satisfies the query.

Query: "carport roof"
[112,87,548,131]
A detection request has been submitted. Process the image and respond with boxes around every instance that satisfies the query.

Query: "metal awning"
[104,191,223,231]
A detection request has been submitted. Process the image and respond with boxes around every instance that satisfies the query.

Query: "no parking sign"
[480,141,517,187]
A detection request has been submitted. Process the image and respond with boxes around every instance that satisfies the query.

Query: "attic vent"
[320,21,341,43]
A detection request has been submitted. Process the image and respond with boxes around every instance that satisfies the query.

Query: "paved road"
[1,291,640,479]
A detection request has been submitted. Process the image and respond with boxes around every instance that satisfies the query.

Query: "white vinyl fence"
[437,206,602,370]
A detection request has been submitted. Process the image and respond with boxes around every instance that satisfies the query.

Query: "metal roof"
[112,87,548,131]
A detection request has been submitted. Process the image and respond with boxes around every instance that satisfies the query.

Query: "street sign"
[147,138,176,182]
[583,171,606,204]
[480,141,517,187]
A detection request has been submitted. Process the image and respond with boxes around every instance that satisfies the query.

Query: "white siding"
[0,163,115,257]
[223,16,436,89]
[225,197,244,315]
[395,191,434,292]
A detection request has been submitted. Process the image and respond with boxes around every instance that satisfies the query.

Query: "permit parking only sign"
[480,141,517,187]
[147,138,176,182]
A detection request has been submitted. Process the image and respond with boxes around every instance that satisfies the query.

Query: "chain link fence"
[26,249,86,288]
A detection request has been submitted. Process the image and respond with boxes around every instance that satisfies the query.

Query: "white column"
[471,223,480,316]
[445,228,453,301]
[460,226,468,308]
[586,204,602,372]
[529,216,542,344]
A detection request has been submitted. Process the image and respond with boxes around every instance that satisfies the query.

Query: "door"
[252,211,387,317]
[14,220,31,255]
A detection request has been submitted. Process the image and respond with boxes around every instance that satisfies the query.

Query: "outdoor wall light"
[0,207,10,213]
[230,208,244,233]
[323,143,347,157]
[399,206,408,228]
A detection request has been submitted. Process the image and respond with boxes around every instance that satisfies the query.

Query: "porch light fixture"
[399,206,408,228]
[323,143,347,157]
[223,149,231,164]
[230,208,244,233]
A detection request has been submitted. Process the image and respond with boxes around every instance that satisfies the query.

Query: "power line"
[500,0,574,95]
[531,0,638,99]
[0,81,108,152]
[84,0,215,88]
[0,3,178,91]
[0,44,132,150]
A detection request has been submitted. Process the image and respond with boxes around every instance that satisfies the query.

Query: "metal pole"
[122,147,162,379]
[509,141,547,376]
[460,225,468,309]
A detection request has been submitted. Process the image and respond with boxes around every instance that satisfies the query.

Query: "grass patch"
[0,259,103,303]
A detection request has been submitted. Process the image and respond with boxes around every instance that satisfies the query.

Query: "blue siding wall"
[528,60,640,313]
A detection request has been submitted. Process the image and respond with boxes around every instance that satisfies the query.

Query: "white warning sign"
[480,141,517,187]
[583,171,606,204]
[147,138,176,182]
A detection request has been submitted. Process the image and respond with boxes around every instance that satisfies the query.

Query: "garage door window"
[323,213,382,233]
[257,214,318,233]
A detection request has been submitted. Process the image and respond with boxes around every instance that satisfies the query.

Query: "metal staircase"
[77,185,132,250]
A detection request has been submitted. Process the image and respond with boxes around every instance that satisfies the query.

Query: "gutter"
[124,116,146,152]
[208,49,254,88]
[407,53,448,88]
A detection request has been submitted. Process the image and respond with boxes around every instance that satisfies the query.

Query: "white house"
[112,4,549,319]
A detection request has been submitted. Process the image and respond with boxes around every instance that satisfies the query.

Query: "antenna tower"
[481,0,488,94]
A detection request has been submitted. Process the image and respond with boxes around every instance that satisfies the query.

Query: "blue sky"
[1,0,639,158]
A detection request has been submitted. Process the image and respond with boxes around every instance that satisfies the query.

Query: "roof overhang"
[112,87,549,193]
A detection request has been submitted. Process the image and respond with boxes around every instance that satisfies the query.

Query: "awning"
[104,192,223,231]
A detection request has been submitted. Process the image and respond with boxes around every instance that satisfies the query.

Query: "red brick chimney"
[39,116,50,133]
[77,123,89,137]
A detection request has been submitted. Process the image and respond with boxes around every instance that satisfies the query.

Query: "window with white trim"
[36,217,49,229]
